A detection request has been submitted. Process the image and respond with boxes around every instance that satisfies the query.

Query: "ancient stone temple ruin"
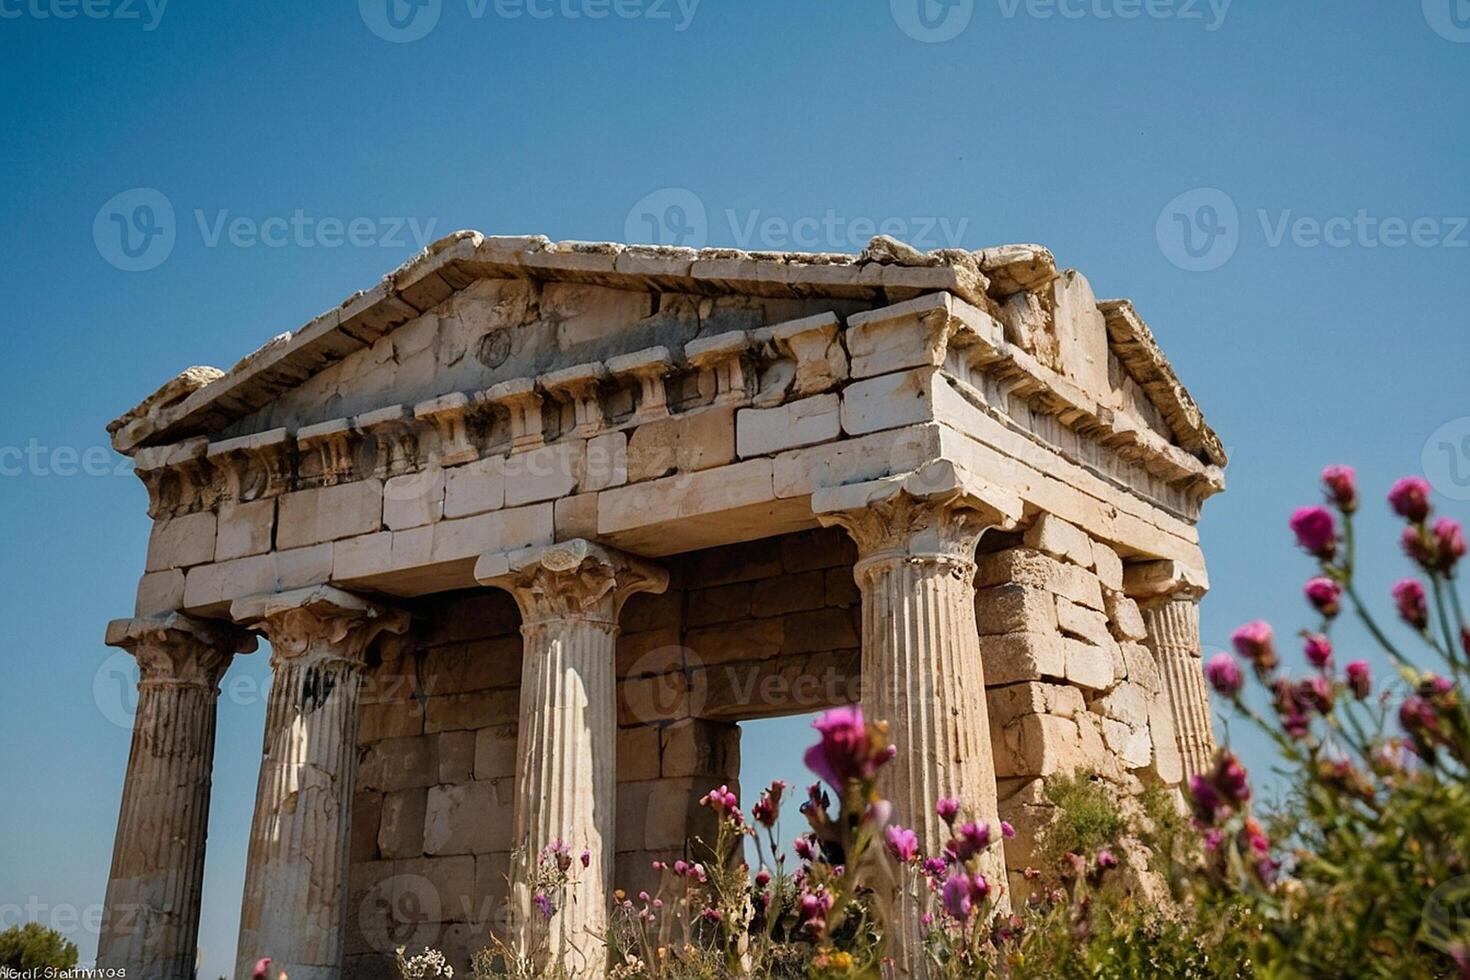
[97,232,1225,979]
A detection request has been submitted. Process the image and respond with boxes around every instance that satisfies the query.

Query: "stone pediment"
[109,231,1223,469]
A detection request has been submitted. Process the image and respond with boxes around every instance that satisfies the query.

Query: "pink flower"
[580,849,591,869]
[751,780,785,828]
[793,835,817,861]
[1096,849,1118,870]
[1205,652,1244,697]
[1322,465,1358,512]
[1231,620,1279,676]
[1388,476,1432,522]
[1402,525,1436,569]
[884,824,920,862]
[1433,518,1466,571]
[1303,633,1334,669]
[699,784,742,824]
[1212,752,1252,807]
[1392,579,1429,630]
[754,868,771,888]
[251,960,272,980]
[1001,820,1016,840]
[1345,660,1371,699]
[1290,506,1337,559]
[935,797,960,825]
[940,873,975,922]
[949,821,991,861]
[1303,577,1342,617]
[803,705,890,793]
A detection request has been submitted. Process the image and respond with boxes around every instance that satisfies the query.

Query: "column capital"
[1123,559,1209,604]
[229,585,410,666]
[474,538,668,627]
[813,461,1023,571]
[105,612,256,690]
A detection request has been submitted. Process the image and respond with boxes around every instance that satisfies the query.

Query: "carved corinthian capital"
[813,460,1024,571]
[105,613,257,690]
[229,585,410,667]
[474,538,669,626]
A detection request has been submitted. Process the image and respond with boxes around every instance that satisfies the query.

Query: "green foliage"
[0,922,79,969]
[1032,773,1125,873]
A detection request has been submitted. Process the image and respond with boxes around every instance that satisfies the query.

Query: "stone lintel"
[1122,559,1209,600]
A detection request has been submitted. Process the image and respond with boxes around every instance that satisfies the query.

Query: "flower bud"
[1321,465,1358,512]
[1289,506,1338,559]
[1388,476,1432,523]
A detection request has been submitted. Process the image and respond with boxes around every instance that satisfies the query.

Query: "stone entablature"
[100,231,1227,979]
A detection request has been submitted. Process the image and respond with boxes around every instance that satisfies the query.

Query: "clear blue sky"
[2,2,1467,975]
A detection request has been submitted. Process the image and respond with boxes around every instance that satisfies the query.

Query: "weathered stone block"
[215,498,275,561]
[974,584,1057,635]
[976,548,1105,611]
[145,511,217,571]
[444,458,505,519]
[1023,513,1093,569]
[980,632,1066,685]
[424,782,512,855]
[839,368,938,436]
[1105,591,1149,642]
[378,788,428,859]
[626,406,736,482]
[1065,638,1115,691]
[135,569,185,615]
[986,681,1087,728]
[736,393,840,457]
[1056,597,1115,648]
[750,570,826,617]
[359,736,437,792]
[1121,643,1162,692]
[502,441,584,508]
[384,467,445,531]
[584,431,627,492]
[1091,541,1124,591]
[277,479,383,549]
[473,725,519,781]
[437,731,477,784]
[425,690,517,733]
[618,726,661,782]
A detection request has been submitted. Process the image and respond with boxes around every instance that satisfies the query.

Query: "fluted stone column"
[98,614,256,979]
[230,586,409,980]
[1141,592,1216,779]
[815,463,1022,974]
[475,540,667,978]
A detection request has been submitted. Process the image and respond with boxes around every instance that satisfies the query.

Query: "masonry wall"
[344,526,862,978]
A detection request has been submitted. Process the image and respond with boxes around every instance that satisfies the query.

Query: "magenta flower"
[1303,633,1334,669]
[580,849,591,869]
[1345,660,1371,699]
[803,705,890,793]
[1096,849,1119,871]
[936,797,960,825]
[1290,506,1338,559]
[754,868,771,888]
[793,835,817,861]
[1392,579,1429,630]
[1001,820,1016,840]
[1389,476,1432,522]
[940,873,975,922]
[1304,577,1343,617]
[949,821,992,861]
[699,784,742,824]
[251,960,272,980]
[1322,465,1358,512]
[1232,620,1279,676]
[1213,752,1252,807]
[884,824,920,862]
[1433,518,1466,571]
[1205,652,1244,697]
[750,779,786,828]
[533,892,556,920]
